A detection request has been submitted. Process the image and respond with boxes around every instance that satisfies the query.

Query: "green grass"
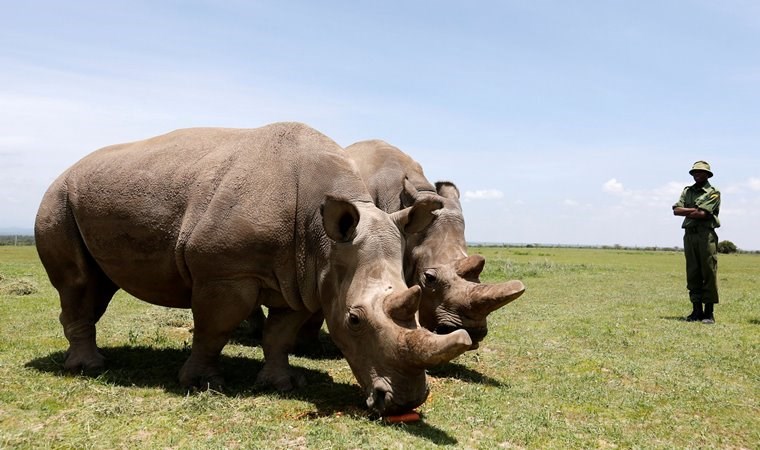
[1,246,758,449]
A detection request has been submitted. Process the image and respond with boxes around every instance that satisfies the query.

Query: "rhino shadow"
[25,346,353,406]
[228,326,343,360]
[427,361,503,387]
[25,347,460,444]
[382,420,458,444]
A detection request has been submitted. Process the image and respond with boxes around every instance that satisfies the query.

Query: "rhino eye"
[423,270,438,285]
[348,312,362,327]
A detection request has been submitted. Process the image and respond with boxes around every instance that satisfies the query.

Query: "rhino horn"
[403,328,472,368]
[455,255,486,282]
[468,280,526,316]
[384,285,422,323]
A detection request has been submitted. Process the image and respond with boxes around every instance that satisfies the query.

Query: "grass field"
[1,245,758,449]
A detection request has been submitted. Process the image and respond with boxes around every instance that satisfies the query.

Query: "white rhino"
[345,140,525,348]
[34,122,471,416]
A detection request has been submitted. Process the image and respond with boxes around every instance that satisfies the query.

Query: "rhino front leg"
[180,279,259,390]
[256,306,314,391]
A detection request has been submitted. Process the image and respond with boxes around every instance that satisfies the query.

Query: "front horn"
[402,328,472,368]
[468,280,526,317]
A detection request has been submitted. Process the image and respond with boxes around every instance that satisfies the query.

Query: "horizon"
[1,229,753,254]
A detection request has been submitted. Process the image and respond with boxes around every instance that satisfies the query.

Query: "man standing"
[673,161,721,324]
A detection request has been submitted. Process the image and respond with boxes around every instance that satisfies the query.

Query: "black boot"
[685,302,703,322]
[702,303,715,324]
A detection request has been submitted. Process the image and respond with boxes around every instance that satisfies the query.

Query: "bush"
[0,278,38,296]
[718,240,738,254]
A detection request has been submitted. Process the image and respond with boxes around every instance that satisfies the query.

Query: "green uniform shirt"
[673,181,721,229]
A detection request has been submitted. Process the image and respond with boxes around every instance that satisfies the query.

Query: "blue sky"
[2,1,759,249]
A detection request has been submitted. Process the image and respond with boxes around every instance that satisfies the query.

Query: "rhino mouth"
[366,379,429,416]
[434,324,487,350]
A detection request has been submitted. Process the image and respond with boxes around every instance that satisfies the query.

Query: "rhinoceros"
[34,122,472,415]
[344,140,525,348]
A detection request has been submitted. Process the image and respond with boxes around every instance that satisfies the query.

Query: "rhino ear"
[455,255,486,282]
[391,196,443,235]
[435,181,460,200]
[321,196,359,243]
[384,285,422,323]
[400,178,418,208]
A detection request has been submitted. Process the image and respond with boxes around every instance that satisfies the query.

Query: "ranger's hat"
[689,160,713,178]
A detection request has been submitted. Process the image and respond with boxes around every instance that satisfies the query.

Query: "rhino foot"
[179,362,225,392]
[255,366,306,392]
[63,346,106,375]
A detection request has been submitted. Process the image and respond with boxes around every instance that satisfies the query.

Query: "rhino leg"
[245,306,267,341]
[180,279,259,390]
[58,274,118,374]
[256,306,314,391]
[36,209,118,374]
[59,280,117,374]
[294,311,326,354]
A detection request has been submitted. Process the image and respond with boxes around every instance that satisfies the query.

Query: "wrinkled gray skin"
[252,140,526,349]
[34,123,472,416]
[345,140,526,349]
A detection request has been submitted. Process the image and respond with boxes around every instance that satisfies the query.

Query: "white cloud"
[463,189,504,201]
[603,178,624,194]
[654,181,686,199]
[563,199,579,206]
[723,177,760,194]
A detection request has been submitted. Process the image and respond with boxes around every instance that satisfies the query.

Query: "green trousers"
[683,228,719,304]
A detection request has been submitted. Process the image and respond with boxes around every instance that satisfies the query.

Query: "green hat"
[689,160,713,178]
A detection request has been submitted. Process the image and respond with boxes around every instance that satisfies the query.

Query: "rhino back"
[43,122,368,308]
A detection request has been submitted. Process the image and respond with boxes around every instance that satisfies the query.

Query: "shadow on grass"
[428,361,502,387]
[24,346,459,445]
[229,326,343,360]
[381,419,458,445]
[748,319,760,325]
[660,315,689,321]
[25,346,348,400]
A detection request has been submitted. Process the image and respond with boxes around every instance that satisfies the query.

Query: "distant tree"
[717,240,738,254]
[0,235,35,246]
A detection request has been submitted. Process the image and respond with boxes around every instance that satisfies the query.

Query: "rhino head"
[403,181,526,349]
[318,195,472,415]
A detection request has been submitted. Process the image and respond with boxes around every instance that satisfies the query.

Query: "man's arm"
[673,207,709,219]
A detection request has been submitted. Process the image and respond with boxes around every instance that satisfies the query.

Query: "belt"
[685,227,710,233]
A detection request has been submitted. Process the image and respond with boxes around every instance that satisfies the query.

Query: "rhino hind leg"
[245,307,329,356]
[36,210,118,374]
[294,311,328,356]
[179,279,261,390]
[255,306,315,391]
[245,306,267,341]
[59,279,117,374]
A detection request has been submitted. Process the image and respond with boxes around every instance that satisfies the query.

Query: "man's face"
[692,170,710,184]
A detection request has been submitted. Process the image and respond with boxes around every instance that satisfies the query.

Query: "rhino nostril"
[367,386,392,414]
[434,325,459,335]
[466,327,488,343]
